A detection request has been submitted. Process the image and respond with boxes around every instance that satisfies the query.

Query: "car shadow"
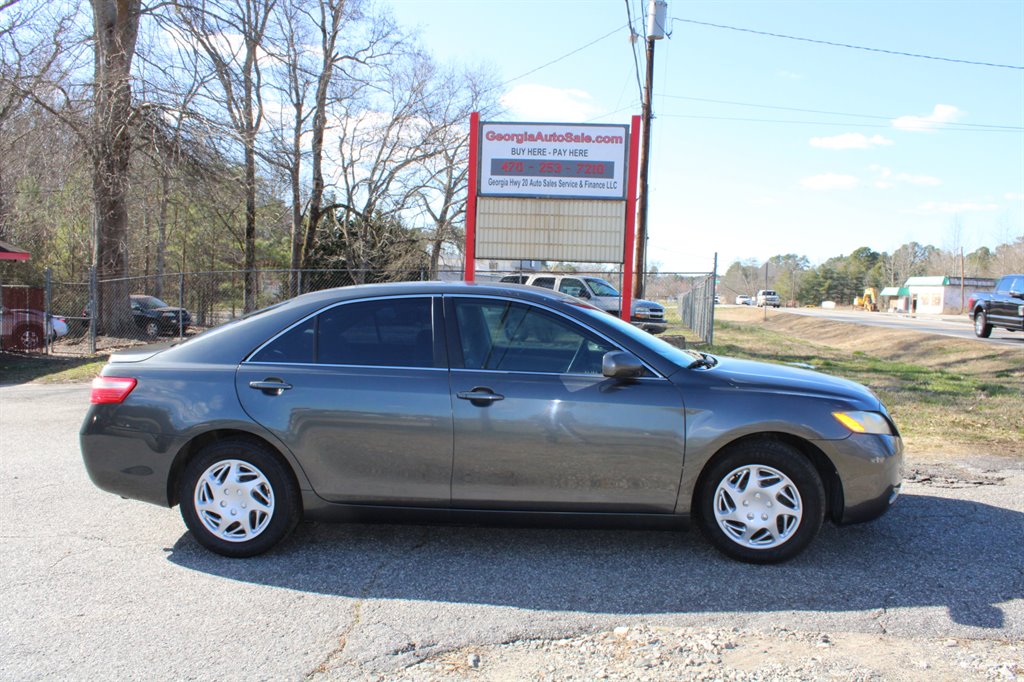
[167,493,1022,629]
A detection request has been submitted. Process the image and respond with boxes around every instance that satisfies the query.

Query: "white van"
[499,274,668,334]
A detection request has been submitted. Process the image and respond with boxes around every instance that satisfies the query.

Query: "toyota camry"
[81,282,903,563]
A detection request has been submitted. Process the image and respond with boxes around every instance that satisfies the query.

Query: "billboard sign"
[479,121,629,200]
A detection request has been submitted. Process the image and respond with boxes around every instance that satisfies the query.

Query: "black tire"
[144,320,160,338]
[179,438,300,557]
[14,324,43,350]
[696,440,825,564]
[974,309,992,338]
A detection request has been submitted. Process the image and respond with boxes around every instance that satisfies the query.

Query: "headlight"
[832,411,893,435]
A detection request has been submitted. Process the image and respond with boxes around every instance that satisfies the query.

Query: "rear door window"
[531,277,556,290]
[558,278,587,298]
[250,297,435,367]
[318,297,434,368]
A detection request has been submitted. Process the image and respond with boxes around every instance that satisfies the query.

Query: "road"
[735,305,1023,346]
[1,383,1022,680]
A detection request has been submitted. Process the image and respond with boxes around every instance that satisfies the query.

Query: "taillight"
[90,377,137,404]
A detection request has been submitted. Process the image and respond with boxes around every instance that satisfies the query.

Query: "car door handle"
[249,379,293,395]
[457,388,504,404]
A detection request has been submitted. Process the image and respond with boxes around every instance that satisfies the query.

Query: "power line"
[657,113,1024,132]
[624,0,645,102]
[586,102,641,123]
[672,17,1024,70]
[659,94,1024,131]
[500,23,629,87]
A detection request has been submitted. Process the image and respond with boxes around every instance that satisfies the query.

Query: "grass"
[0,352,107,386]
[704,308,1024,457]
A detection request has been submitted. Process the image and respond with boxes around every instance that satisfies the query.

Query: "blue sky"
[388,0,1023,272]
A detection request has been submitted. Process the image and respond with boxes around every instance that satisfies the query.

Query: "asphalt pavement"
[755,306,1024,346]
[1,383,1022,680]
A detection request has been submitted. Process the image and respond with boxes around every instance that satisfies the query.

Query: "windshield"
[585,278,620,297]
[135,296,170,310]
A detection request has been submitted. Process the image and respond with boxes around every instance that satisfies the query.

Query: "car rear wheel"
[14,324,43,350]
[697,440,825,564]
[974,310,992,338]
[179,439,300,557]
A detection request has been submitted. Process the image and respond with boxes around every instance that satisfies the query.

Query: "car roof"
[150,280,682,377]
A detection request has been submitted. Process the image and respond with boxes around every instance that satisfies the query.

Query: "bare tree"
[176,0,277,312]
[328,50,440,283]
[414,65,501,277]
[0,1,80,236]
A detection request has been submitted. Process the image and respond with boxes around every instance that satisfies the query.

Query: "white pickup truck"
[756,289,781,308]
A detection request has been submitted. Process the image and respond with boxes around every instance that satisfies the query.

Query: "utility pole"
[633,0,667,301]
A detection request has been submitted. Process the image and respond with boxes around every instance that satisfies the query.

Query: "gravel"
[388,625,1023,681]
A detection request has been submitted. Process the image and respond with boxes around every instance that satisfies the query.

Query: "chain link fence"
[677,271,717,345]
[3,264,716,357]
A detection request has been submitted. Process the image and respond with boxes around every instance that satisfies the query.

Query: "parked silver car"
[81,282,902,563]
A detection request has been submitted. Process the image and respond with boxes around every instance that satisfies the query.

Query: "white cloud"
[891,104,963,132]
[800,173,859,190]
[895,173,942,187]
[869,165,941,189]
[1005,192,1024,202]
[810,133,893,150]
[914,201,999,214]
[501,84,600,122]
[776,70,803,80]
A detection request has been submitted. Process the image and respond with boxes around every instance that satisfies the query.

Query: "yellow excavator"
[854,288,879,311]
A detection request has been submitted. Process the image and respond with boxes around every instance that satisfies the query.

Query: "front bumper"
[819,432,904,524]
[631,319,668,334]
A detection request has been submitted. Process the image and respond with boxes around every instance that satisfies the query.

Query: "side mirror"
[602,351,645,379]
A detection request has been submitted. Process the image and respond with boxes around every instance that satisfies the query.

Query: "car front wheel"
[179,439,300,557]
[697,440,825,564]
[974,310,992,338]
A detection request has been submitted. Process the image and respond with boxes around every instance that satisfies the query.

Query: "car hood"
[700,355,880,410]
[632,298,662,309]
[149,306,187,314]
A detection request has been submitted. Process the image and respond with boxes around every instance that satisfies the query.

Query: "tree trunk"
[91,0,141,334]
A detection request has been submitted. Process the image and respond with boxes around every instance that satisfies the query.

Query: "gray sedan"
[80,282,903,563]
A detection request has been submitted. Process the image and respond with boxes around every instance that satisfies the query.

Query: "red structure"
[0,239,30,261]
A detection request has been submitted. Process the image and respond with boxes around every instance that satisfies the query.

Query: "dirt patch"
[398,625,1023,681]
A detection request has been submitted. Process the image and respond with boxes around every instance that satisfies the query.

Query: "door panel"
[446,296,686,512]
[451,371,686,511]
[236,296,453,506]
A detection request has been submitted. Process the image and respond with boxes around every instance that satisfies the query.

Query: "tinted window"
[559,278,587,298]
[250,318,315,363]
[532,277,555,290]
[318,298,433,368]
[454,299,616,375]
